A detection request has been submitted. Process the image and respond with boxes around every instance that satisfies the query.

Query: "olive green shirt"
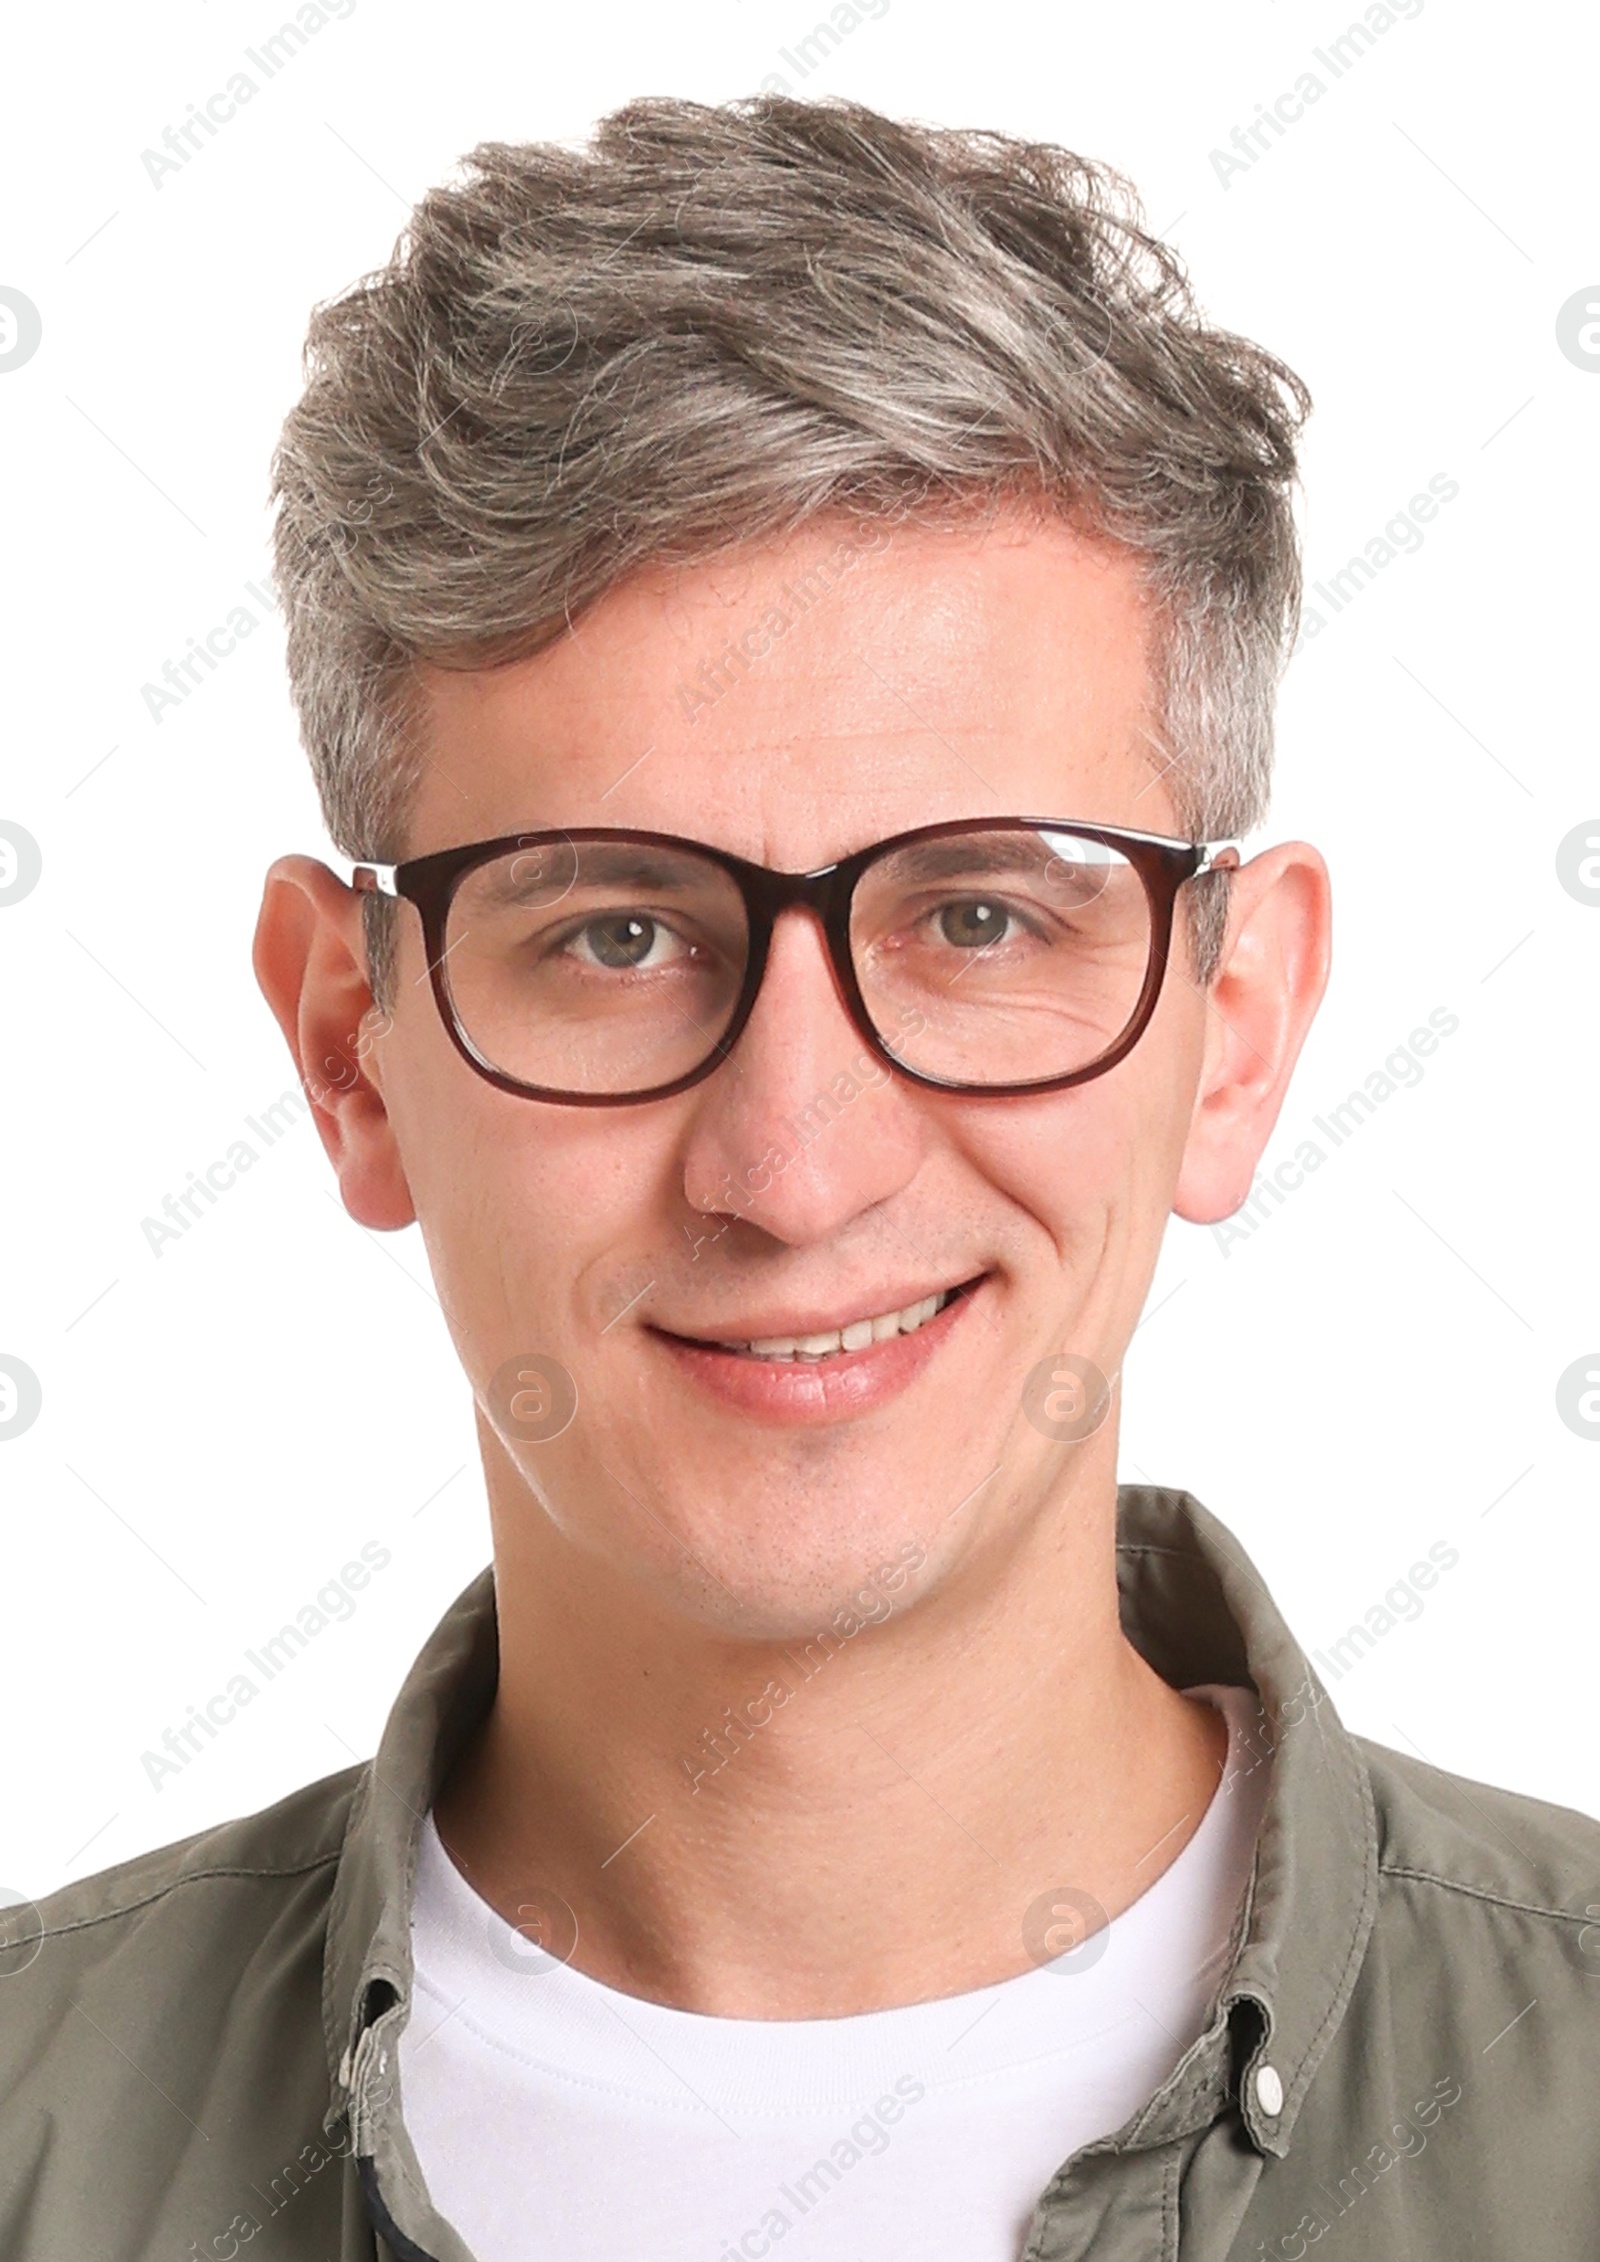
[2,1486,1596,2260]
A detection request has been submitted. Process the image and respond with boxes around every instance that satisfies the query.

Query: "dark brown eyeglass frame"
[350,816,1240,1106]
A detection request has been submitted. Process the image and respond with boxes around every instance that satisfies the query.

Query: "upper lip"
[651,1273,987,1346]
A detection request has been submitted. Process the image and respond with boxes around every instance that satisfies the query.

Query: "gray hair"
[270,94,1312,1004]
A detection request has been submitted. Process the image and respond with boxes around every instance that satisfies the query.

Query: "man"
[3,92,1595,2262]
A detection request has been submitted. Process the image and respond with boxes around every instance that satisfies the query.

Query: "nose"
[677,906,928,1247]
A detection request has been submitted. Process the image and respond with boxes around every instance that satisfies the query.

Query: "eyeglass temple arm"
[348,863,400,896]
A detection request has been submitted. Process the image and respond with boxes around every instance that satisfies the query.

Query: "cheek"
[948,1065,1183,1256]
[389,1056,663,1349]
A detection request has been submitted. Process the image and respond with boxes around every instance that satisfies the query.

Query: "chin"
[626,1496,939,1648]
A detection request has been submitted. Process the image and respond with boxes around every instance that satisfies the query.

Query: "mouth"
[667,1277,983,1362]
[659,1274,986,1361]
[646,1274,990,1424]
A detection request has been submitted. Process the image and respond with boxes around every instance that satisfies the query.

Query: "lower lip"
[649,1281,985,1425]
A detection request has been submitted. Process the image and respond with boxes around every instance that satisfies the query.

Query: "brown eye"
[575,915,660,968]
[937,900,1010,948]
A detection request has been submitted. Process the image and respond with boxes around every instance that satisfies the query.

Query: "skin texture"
[254,507,1331,2017]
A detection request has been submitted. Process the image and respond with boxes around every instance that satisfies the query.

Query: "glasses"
[350,817,1240,1106]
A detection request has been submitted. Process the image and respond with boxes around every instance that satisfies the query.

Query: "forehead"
[407,507,1170,864]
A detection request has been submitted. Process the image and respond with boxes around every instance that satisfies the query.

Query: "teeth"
[743,1288,954,1361]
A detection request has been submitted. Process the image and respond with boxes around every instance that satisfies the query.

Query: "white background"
[1,0,1596,1903]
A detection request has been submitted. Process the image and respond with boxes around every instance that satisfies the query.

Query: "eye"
[566,914,678,970]
[934,899,1013,949]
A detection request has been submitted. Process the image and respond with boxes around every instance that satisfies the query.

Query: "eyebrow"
[878,833,1125,883]
[475,845,717,905]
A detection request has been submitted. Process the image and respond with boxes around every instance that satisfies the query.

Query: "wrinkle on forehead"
[408,508,1168,865]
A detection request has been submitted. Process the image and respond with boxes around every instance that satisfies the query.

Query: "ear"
[1173,842,1332,1223]
[251,854,416,1230]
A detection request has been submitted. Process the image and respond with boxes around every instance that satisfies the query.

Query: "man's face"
[346,511,1228,1634]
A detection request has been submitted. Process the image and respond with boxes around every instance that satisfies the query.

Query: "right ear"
[251,854,417,1230]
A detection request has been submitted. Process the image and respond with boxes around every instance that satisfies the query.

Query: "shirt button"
[1253,2062,1284,2118]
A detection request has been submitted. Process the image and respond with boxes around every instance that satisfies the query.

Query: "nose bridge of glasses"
[742,856,848,918]
[732,861,864,1046]
[737,856,855,965]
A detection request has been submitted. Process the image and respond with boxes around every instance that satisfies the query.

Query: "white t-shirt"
[399,1682,1269,2262]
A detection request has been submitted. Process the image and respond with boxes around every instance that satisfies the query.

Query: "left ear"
[1173,841,1332,1223]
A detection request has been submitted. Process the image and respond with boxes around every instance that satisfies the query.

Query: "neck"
[434,1446,1229,2018]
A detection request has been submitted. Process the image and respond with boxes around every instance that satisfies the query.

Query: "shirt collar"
[1108,1487,1379,2158]
[323,1485,1377,2162]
